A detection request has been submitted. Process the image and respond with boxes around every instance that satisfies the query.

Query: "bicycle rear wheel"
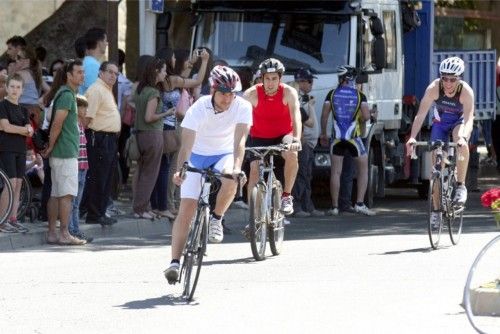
[269,179,284,256]
[17,176,32,221]
[181,207,208,301]
[428,174,443,249]
[249,184,267,261]
[0,168,14,224]
[447,173,463,245]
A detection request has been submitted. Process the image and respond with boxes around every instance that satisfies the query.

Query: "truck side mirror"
[371,36,386,70]
[369,17,386,70]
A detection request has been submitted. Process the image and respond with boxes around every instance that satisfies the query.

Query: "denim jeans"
[292,144,316,212]
[69,169,87,234]
[151,154,170,211]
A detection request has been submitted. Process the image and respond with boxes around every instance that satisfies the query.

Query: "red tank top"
[250,83,292,138]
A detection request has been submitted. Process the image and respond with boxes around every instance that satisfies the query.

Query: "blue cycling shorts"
[430,117,464,142]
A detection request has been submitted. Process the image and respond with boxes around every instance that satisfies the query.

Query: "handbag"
[122,102,135,127]
[175,88,193,120]
[125,130,140,162]
[163,129,179,154]
[32,93,63,152]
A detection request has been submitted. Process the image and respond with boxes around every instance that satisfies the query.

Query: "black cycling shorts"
[246,135,286,162]
[0,151,26,178]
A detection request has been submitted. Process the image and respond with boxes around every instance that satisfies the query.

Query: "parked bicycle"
[411,140,464,249]
[0,167,14,225]
[245,145,287,261]
[175,163,243,301]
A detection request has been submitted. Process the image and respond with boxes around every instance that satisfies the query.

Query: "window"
[383,11,397,69]
[195,12,351,74]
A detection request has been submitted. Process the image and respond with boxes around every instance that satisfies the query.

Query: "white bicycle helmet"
[258,58,285,76]
[209,65,242,93]
[439,57,465,76]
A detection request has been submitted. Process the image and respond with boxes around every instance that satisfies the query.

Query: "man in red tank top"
[243,58,301,215]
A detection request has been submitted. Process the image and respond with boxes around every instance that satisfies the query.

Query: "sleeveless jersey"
[433,81,463,124]
[330,86,362,140]
[250,83,292,138]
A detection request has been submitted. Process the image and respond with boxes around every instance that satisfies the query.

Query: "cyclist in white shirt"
[164,66,252,284]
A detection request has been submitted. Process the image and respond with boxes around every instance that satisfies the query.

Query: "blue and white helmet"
[439,57,465,76]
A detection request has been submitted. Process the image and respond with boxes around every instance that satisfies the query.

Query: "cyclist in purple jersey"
[406,57,474,225]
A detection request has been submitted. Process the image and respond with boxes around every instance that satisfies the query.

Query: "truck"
[169,0,497,206]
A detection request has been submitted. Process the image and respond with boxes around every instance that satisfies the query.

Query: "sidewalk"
[0,202,249,251]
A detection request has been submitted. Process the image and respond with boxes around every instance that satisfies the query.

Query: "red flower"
[481,188,500,208]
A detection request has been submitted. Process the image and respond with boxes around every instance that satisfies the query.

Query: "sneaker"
[310,209,325,217]
[453,185,467,205]
[232,200,249,209]
[283,218,291,225]
[430,212,442,230]
[9,220,29,233]
[327,208,339,216]
[164,262,180,285]
[0,222,18,233]
[70,231,94,243]
[354,204,376,216]
[339,206,356,213]
[208,216,224,243]
[294,210,311,218]
[280,195,294,215]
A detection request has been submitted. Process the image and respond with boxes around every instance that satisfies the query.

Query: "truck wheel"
[417,180,429,199]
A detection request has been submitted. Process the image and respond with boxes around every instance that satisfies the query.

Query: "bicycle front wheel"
[428,174,443,249]
[463,235,500,333]
[448,173,464,245]
[269,179,284,256]
[181,207,208,301]
[0,168,14,224]
[249,184,267,261]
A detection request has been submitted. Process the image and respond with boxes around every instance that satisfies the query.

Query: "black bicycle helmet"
[337,65,357,82]
[258,58,285,76]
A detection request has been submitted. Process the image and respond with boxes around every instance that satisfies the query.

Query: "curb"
[0,207,249,251]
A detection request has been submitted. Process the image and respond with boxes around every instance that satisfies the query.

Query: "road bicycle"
[463,234,500,333]
[0,167,14,225]
[176,163,241,301]
[412,140,464,249]
[245,145,287,261]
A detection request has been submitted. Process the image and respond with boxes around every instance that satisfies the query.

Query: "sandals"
[154,210,176,220]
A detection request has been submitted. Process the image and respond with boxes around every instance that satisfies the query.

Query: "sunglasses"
[441,76,459,83]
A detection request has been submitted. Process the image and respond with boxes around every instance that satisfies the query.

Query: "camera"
[301,94,310,103]
[196,49,203,56]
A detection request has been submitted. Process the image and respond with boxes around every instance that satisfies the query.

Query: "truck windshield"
[194,12,350,74]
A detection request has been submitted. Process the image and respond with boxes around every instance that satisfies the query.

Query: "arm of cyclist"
[284,85,302,151]
[457,83,475,146]
[405,81,439,156]
[173,128,196,186]
[233,123,250,178]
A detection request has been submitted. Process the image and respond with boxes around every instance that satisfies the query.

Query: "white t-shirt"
[181,95,252,155]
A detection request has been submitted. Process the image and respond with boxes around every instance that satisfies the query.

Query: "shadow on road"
[115,294,199,309]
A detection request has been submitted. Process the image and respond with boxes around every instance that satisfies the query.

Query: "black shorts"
[246,135,286,162]
[0,151,26,178]
[331,138,367,157]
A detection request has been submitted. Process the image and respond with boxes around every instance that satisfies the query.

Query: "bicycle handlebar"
[245,144,290,159]
[410,141,462,161]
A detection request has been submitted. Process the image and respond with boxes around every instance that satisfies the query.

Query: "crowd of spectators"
[0,31,498,243]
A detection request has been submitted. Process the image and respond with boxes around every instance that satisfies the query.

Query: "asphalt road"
[0,170,499,334]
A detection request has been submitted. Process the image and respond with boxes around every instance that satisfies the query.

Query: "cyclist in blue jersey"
[406,57,474,225]
[320,65,375,216]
